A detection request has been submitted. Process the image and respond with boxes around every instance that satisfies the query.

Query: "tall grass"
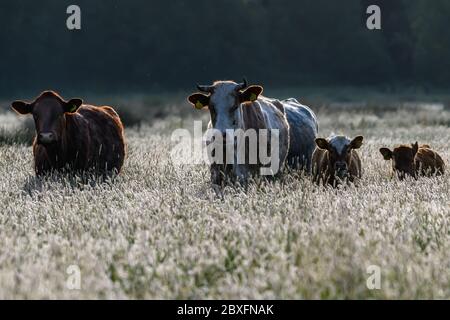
[0,101,448,299]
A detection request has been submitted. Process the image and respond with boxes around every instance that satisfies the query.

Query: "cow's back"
[283,99,318,171]
[415,147,445,176]
[240,97,290,173]
[72,105,126,173]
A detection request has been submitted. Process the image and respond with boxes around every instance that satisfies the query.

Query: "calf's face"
[315,136,363,179]
[11,92,82,145]
[188,81,263,137]
[379,142,419,179]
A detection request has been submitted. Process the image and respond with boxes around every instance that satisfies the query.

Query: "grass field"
[0,93,449,299]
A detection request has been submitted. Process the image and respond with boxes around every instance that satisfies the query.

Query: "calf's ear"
[350,136,364,149]
[240,85,263,103]
[412,142,419,155]
[315,138,330,150]
[11,101,32,115]
[188,93,210,110]
[379,148,393,160]
[65,98,83,113]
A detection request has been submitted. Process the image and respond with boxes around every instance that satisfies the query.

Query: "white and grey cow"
[187,80,318,185]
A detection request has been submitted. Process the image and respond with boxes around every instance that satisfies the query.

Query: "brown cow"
[11,90,126,176]
[312,135,363,186]
[379,142,445,180]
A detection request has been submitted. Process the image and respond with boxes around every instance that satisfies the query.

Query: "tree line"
[0,0,449,96]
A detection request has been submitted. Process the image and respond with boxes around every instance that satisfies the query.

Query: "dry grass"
[0,102,449,299]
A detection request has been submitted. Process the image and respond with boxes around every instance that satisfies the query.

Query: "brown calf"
[11,91,126,176]
[379,142,445,179]
[312,135,363,186]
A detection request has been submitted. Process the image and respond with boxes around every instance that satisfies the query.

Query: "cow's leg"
[233,164,249,187]
[210,163,223,186]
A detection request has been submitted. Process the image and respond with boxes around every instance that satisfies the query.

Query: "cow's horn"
[236,78,248,90]
[197,84,214,93]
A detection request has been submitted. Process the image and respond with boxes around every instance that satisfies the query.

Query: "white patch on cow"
[329,136,350,155]
[209,81,240,136]
[204,81,287,176]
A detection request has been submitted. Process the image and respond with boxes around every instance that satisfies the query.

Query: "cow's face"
[316,135,363,179]
[11,91,82,145]
[380,143,419,179]
[188,81,263,136]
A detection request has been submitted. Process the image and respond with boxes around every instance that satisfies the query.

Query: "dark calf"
[379,142,445,180]
[11,90,126,176]
[312,135,363,186]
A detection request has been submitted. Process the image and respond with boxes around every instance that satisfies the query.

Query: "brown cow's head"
[379,142,419,180]
[187,80,263,136]
[11,91,83,145]
[315,135,363,179]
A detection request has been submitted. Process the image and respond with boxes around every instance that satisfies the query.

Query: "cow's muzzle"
[335,162,348,179]
[37,132,57,145]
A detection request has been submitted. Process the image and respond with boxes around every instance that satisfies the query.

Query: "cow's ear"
[350,136,364,149]
[412,142,419,155]
[188,93,209,110]
[240,85,263,103]
[379,148,393,160]
[315,138,330,150]
[11,101,32,115]
[65,98,83,113]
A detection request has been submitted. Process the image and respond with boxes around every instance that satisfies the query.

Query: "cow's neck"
[62,115,77,157]
[40,122,70,168]
[237,103,248,130]
[39,142,65,168]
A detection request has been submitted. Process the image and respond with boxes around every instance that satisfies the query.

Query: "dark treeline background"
[0,0,449,97]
